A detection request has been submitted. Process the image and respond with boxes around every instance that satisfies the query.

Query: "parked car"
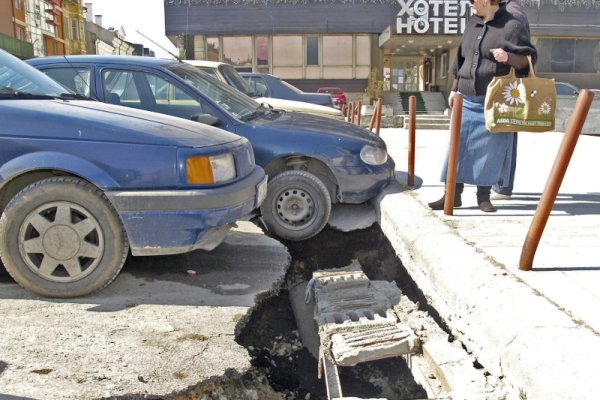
[317,86,347,109]
[241,72,334,107]
[185,60,342,119]
[1,50,267,298]
[28,56,395,241]
[555,81,600,98]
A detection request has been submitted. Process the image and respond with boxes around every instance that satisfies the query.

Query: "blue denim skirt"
[441,95,513,186]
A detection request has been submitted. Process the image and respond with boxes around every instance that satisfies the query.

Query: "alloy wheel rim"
[18,201,104,283]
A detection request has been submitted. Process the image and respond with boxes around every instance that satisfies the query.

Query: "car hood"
[255,97,342,118]
[252,110,381,144]
[0,100,242,147]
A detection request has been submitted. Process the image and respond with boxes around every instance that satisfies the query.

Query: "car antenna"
[62,55,95,100]
[136,30,182,62]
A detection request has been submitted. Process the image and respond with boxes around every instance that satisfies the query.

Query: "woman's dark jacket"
[450,4,536,96]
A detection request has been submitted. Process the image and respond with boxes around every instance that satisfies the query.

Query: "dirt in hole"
[231,225,432,400]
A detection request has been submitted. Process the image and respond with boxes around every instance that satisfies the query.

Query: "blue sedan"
[1,50,266,297]
[28,56,395,241]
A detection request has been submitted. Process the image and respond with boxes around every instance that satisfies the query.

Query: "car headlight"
[360,145,388,166]
[186,153,236,184]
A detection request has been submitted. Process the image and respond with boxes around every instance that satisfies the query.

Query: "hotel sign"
[396,0,472,35]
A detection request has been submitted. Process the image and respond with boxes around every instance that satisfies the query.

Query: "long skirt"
[441,95,513,186]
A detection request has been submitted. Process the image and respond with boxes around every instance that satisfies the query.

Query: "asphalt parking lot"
[0,221,289,399]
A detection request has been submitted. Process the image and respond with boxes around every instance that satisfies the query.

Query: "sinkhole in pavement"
[231,224,447,400]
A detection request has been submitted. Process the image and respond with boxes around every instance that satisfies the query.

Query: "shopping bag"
[484,55,556,133]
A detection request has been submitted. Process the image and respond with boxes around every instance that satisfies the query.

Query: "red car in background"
[317,87,347,109]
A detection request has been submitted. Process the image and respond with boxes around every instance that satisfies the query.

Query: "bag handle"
[526,55,536,78]
[508,54,535,78]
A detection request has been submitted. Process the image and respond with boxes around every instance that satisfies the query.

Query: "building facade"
[164,0,600,95]
[0,0,34,58]
[61,0,86,55]
[25,0,65,56]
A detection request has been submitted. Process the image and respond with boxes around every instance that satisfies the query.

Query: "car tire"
[0,177,129,298]
[260,170,331,241]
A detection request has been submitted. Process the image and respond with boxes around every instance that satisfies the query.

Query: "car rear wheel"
[0,177,129,298]
[260,170,331,241]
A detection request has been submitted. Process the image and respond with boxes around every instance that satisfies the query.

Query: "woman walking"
[429,0,536,212]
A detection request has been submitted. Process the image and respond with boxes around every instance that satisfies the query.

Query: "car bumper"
[105,167,267,256]
[333,157,395,204]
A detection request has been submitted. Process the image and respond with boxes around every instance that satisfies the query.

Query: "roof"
[183,60,227,68]
[27,55,180,67]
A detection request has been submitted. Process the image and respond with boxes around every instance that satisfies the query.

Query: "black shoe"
[478,200,497,213]
[428,194,462,210]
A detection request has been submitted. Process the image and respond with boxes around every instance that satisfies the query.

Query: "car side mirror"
[191,113,220,126]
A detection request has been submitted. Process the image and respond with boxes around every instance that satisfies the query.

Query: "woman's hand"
[490,48,509,63]
[448,91,457,109]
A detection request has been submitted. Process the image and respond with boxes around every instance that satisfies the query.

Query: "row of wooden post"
[350,92,594,270]
[342,99,383,136]
[444,91,594,270]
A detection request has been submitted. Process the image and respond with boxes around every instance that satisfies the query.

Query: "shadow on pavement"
[0,228,289,311]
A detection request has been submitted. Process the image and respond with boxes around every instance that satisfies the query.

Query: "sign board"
[396,0,472,35]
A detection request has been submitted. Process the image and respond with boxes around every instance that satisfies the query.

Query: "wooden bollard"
[444,93,463,216]
[408,96,416,186]
[375,98,382,136]
[356,101,362,126]
[519,90,595,270]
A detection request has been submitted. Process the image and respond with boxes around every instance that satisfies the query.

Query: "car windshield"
[168,63,261,120]
[0,50,73,98]
[218,64,253,96]
[321,88,341,94]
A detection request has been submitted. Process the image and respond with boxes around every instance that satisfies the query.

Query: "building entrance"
[386,57,420,92]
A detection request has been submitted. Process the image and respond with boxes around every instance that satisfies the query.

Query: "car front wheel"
[260,170,331,241]
[0,177,129,298]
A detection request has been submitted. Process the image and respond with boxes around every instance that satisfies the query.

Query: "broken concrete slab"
[328,203,377,232]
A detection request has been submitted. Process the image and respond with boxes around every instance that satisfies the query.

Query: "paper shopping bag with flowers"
[484,56,556,133]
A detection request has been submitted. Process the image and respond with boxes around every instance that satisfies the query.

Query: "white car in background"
[183,60,343,119]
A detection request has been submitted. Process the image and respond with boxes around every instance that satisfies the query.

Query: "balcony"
[0,33,34,59]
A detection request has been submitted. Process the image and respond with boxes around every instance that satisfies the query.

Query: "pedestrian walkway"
[377,128,600,400]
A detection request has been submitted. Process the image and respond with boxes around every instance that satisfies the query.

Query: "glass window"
[206,37,219,62]
[273,36,302,66]
[356,35,370,66]
[223,36,252,67]
[306,36,319,66]
[42,67,91,97]
[16,27,24,41]
[246,76,270,97]
[102,68,203,119]
[323,36,352,66]
[535,38,600,74]
[440,52,448,78]
[71,19,79,41]
[102,70,143,107]
[256,36,269,66]
[218,64,253,95]
[15,0,22,9]
[168,64,260,120]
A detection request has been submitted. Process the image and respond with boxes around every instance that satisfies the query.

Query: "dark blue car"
[28,55,395,241]
[241,72,334,107]
[1,50,267,297]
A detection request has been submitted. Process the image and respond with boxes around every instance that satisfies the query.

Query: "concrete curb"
[376,184,600,399]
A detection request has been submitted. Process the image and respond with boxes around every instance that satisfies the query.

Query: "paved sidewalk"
[377,128,600,400]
